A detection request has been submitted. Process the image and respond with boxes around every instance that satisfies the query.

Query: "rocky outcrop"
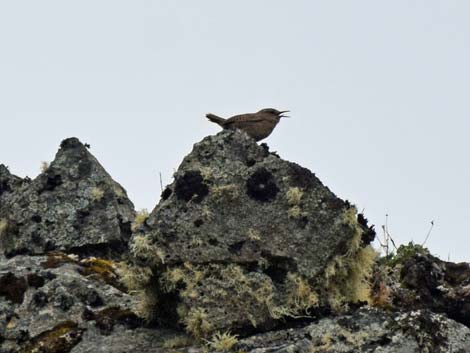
[1,132,470,352]
[0,138,135,259]
[372,243,470,328]
[129,130,377,336]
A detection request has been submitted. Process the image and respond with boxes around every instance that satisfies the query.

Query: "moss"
[131,209,149,232]
[175,170,209,203]
[206,331,239,352]
[246,168,279,202]
[78,258,125,290]
[20,321,84,353]
[0,272,28,304]
[89,186,104,201]
[387,242,430,267]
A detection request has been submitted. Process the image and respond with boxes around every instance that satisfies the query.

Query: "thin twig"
[159,172,163,192]
[421,220,435,247]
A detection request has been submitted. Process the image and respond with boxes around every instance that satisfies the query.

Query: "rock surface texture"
[0,138,135,258]
[0,133,469,352]
[130,130,377,336]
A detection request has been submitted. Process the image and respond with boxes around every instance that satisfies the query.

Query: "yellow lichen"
[90,187,105,201]
[286,187,303,206]
[212,184,240,201]
[131,209,149,231]
[247,229,261,241]
[130,235,165,264]
[323,207,378,310]
[184,307,213,338]
[117,263,153,292]
[206,331,239,352]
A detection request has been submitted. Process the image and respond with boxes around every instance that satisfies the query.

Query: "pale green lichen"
[131,209,149,231]
[323,207,378,310]
[212,184,240,202]
[130,235,166,265]
[206,331,239,352]
[90,186,104,201]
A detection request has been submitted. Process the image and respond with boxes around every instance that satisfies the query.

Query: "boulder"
[0,138,135,258]
[130,130,377,336]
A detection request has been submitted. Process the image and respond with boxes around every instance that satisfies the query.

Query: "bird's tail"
[206,113,226,126]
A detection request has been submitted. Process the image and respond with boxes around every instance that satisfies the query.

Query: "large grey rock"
[0,254,143,353]
[0,138,135,258]
[130,130,376,336]
[234,307,470,353]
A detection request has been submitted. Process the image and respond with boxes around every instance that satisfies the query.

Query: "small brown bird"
[206,108,289,141]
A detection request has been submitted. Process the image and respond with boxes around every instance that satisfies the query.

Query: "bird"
[206,108,289,142]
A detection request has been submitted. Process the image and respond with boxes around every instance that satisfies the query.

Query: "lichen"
[131,209,149,232]
[130,235,166,265]
[323,207,378,310]
[89,186,105,201]
[206,331,239,352]
[117,263,153,292]
[212,184,240,202]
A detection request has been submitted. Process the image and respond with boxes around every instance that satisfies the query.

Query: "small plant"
[206,331,239,352]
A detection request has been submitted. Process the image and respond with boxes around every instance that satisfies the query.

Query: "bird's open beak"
[279,110,290,118]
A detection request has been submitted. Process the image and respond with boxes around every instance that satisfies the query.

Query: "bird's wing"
[224,114,265,126]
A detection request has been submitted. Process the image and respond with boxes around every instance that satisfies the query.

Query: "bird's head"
[258,108,290,121]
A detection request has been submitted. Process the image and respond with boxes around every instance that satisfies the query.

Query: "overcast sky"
[0,1,469,261]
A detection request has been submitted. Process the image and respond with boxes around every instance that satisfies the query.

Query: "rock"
[0,254,143,352]
[0,165,23,203]
[372,243,470,328]
[0,138,135,259]
[129,130,377,336]
[234,307,470,353]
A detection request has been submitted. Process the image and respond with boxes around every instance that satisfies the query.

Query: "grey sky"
[1,1,469,261]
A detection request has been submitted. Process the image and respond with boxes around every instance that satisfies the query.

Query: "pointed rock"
[0,138,135,258]
[0,164,23,202]
[131,130,376,335]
